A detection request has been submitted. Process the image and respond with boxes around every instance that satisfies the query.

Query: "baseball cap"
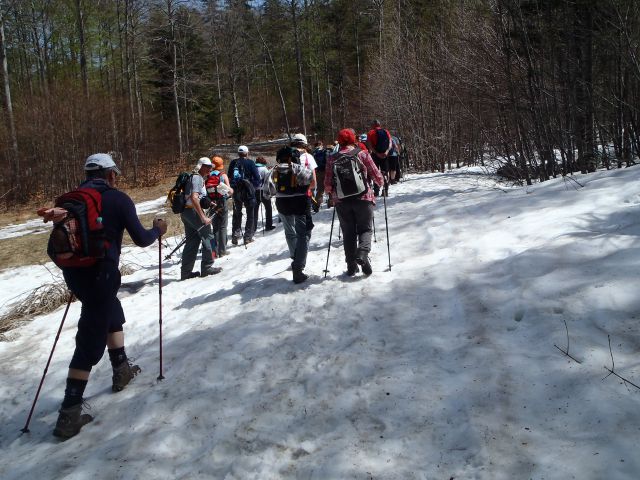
[291,133,308,145]
[84,153,121,175]
[197,157,213,167]
[238,145,249,154]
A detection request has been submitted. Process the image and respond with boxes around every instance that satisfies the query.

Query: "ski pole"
[323,207,336,278]
[260,200,265,235]
[158,236,165,381]
[21,294,74,433]
[383,191,391,271]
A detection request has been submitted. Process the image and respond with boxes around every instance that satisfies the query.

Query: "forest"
[0,0,639,204]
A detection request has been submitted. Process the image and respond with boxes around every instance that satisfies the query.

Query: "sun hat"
[291,133,308,146]
[197,157,213,168]
[212,156,224,170]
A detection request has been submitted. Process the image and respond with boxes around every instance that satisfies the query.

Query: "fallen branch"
[554,318,582,364]
[602,335,640,391]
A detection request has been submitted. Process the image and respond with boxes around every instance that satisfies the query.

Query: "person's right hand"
[201,216,212,226]
[153,218,168,236]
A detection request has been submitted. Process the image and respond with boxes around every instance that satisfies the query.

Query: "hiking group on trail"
[30,120,404,440]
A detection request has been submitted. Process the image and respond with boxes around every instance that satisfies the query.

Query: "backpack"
[373,129,391,156]
[229,160,256,204]
[332,148,367,200]
[313,148,327,170]
[167,172,193,214]
[205,171,224,200]
[46,187,110,268]
[273,149,309,196]
[262,167,277,200]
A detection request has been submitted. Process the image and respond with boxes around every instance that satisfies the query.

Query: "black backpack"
[230,161,256,204]
[273,148,308,196]
[167,172,193,214]
[373,129,391,155]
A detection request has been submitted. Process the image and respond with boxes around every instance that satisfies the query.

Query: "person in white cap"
[227,145,260,245]
[52,153,167,439]
[290,133,317,233]
[179,157,222,280]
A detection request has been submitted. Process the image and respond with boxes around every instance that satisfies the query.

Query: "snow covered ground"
[1,166,639,479]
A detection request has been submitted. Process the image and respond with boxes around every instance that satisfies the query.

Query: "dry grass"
[0,282,72,337]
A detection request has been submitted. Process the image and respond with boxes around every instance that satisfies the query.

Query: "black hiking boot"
[180,271,200,281]
[112,362,141,392]
[346,262,359,276]
[356,254,372,275]
[53,403,93,440]
[202,266,222,277]
[292,269,308,284]
[231,236,239,245]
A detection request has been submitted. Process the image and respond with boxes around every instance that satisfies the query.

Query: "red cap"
[337,129,356,146]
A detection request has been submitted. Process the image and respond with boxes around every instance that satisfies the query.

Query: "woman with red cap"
[324,129,384,276]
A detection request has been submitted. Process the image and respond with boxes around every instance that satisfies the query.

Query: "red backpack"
[205,172,224,200]
[44,188,110,268]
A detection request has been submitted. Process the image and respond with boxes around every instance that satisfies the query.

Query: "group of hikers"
[37,120,402,440]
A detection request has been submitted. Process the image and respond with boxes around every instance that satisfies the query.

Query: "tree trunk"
[74,0,89,99]
[0,4,19,197]
[290,0,306,135]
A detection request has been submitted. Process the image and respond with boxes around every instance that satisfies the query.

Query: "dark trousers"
[232,197,256,240]
[335,200,374,264]
[63,262,125,371]
[252,190,273,233]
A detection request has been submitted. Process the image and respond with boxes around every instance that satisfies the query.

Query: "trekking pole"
[157,236,165,381]
[21,294,74,433]
[383,192,391,271]
[165,211,215,260]
[260,202,265,235]
[323,207,336,278]
[372,215,377,243]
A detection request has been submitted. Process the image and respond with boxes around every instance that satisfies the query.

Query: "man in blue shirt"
[227,145,260,245]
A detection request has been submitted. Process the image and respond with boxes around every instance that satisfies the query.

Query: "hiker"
[366,119,393,196]
[273,145,314,283]
[52,153,167,439]
[180,157,222,280]
[312,141,327,211]
[208,156,233,257]
[388,135,401,184]
[290,134,317,227]
[227,145,260,245]
[325,129,384,276]
[252,156,275,233]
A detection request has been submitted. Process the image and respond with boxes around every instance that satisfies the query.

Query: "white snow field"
[1,166,639,479]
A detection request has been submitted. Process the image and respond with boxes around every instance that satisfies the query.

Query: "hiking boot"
[202,266,222,277]
[231,236,239,245]
[244,237,254,244]
[346,262,359,276]
[180,271,200,281]
[265,225,276,231]
[112,362,141,392]
[356,255,372,275]
[292,269,308,284]
[53,403,93,440]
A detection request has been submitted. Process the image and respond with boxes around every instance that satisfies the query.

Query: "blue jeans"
[280,213,310,271]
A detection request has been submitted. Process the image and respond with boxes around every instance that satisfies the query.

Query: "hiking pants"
[280,213,310,271]
[314,169,326,209]
[232,197,255,240]
[63,262,125,372]
[252,190,273,233]
[212,201,228,256]
[335,200,374,264]
[180,208,215,275]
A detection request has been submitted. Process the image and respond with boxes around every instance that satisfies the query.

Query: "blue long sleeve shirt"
[80,179,161,265]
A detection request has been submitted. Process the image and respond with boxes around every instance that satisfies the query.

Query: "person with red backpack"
[366,119,393,197]
[206,156,233,257]
[51,153,167,439]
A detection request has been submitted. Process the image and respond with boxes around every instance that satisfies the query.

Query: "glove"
[153,218,168,236]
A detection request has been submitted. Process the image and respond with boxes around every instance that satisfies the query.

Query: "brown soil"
[0,176,179,271]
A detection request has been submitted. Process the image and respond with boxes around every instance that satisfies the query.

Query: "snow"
[1,166,640,479]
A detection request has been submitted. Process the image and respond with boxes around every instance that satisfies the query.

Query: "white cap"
[197,157,213,167]
[238,145,249,154]
[85,153,121,175]
[292,133,308,145]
